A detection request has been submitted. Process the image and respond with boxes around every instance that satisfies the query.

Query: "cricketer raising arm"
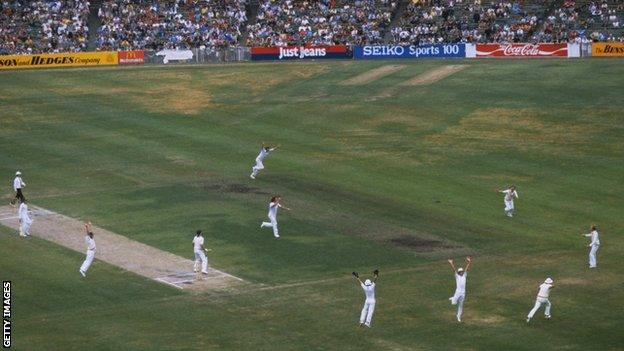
[250,143,278,179]
[447,257,472,322]
[353,269,379,328]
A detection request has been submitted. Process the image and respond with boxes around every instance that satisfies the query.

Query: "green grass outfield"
[0,59,623,350]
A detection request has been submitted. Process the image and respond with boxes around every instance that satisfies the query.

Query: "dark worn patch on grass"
[201,182,269,195]
[388,235,460,252]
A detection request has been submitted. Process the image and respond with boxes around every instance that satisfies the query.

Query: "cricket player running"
[79,222,96,277]
[192,230,209,274]
[527,278,554,322]
[250,143,278,179]
[260,196,290,238]
[581,225,600,268]
[10,171,26,206]
[18,199,33,237]
[353,269,379,328]
[447,257,472,322]
[498,185,518,217]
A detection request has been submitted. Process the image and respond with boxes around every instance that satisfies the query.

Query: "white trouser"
[360,300,376,326]
[261,215,279,237]
[589,245,599,268]
[251,158,264,176]
[194,250,208,273]
[20,218,32,235]
[527,297,551,318]
[450,291,465,319]
[80,249,95,273]
[504,200,514,213]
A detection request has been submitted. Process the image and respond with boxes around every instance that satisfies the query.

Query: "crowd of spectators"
[0,0,90,55]
[532,0,624,43]
[96,0,248,51]
[390,0,543,45]
[246,0,398,47]
[2,0,624,56]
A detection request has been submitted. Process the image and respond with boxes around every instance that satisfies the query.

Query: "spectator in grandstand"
[246,0,397,47]
[390,0,542,45]
[0,0,90,55]
[95,0,248,51]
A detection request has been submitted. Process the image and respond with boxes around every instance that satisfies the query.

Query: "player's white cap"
[15,171,21,176]
[545,278,553,284]
[364,279,372,286]
[457,267,464,273]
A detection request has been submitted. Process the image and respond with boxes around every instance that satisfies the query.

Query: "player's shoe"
[79,270,86,277]
[250,174,255,179]
[364,324,371,328]
[545,315,551,319]
[274,234,280,238]
[526,317,531,323]
[457,316,461,322]
[201,271,208,275]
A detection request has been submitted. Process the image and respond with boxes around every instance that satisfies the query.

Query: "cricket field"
[0,59,623,350]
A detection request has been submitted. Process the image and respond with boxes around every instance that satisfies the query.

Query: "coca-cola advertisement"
[476,43,568,58]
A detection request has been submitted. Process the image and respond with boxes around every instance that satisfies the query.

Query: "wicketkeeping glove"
[352,272,359,278]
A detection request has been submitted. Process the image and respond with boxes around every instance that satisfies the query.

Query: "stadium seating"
[245,0,399,47]
[539,0,624,43]
[0,0,90,55]
[95,0,248,51]
[390,0,548,45]
[1,0,623,55]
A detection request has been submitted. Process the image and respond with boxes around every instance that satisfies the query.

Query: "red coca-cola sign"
[476,44,568,58]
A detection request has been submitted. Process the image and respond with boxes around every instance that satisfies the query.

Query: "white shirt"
[455,272,467,294]
[256,148,274,161]
[585,230,600,246]
[537,283,552,299]
[361,282,376,302]
[192,236,204,252]
[18,203,31,222]
[268,202,281,218]
[13,176,25,191]
[502,189,518,202]
[85,235,96,251]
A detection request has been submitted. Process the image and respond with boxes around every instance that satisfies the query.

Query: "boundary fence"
[0,43,621,70]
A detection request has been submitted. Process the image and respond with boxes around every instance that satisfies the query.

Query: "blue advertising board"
[354,44,466,59]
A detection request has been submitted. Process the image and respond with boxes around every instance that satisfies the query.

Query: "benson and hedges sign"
[592,42,624,57]
[0,51,118,69]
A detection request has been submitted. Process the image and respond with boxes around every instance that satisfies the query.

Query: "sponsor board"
[0,51,118,70]
[354,44,465,59]
[118,50,145,64]
[592,42,624,57]
[155,49,193,64]
[251,45,352,61]
[476,43,568,58]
